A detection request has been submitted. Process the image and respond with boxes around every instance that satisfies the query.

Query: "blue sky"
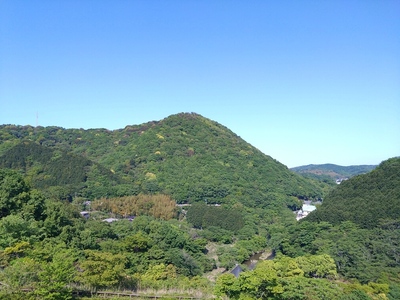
[1,0,399,167]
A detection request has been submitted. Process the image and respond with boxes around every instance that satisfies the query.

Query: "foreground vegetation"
[1,160,399,299]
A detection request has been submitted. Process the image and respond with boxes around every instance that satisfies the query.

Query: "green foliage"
[0,257,40,292]
[0,214,42,248]
[42,198,81,238]
[214,255,388,300]
[0,117,397,298]
[0,113,327,205]
[77,250,127,290]
[295,254,337,278]
[137,263,177,289]
[279,276,342,300]
[34,249,76,300]
[185,202,206,228]
[0,245,76,300]
[123,231,151,252]
[307,157,400,229]
[388,284,400,300]
[0,169,30,218]
[272,220,400,284]
[187,203,244,232]
[214,273,241,298]
[0,142,124,200]
[200,226,233,243]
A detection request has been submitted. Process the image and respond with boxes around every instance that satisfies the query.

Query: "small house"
[102,218,119,223]
[80,211,90,219]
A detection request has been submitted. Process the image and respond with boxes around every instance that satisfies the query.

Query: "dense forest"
[0,113,399,300]
[0,113,327,207]
[306,158,400,228]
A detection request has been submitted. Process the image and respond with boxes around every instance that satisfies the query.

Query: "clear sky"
[1,0,399,167]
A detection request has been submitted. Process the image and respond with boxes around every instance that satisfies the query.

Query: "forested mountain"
[0,113,326,208]
[291,163,376,183]
[306,157,400,228]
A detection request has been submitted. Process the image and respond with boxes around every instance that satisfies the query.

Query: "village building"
[296,204,316,221]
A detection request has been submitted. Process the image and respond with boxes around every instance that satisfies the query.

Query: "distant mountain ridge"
[291,163,376,183]
[0,112,327,209]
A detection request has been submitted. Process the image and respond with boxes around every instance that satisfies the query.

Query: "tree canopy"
[307,157,400,228]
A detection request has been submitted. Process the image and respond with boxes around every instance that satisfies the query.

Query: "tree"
[0,214,41,248]
[214,273,241,299]
[42,199,78,238]
[0,257,40,293]
[279,276,343,300]
[186,202,207,228]
[77,250,127,291]
[295,254,337,278]
[239,262,283,299]
[123,231,151,252]
[273,256,304,278]
[0,169,30,218]
[138,263,177,289]
[34,249,76,300]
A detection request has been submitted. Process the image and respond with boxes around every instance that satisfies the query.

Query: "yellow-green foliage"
[91,194,177,220]
[77,250,127,289]
[214,255,389,300]
[295,254,337,278]
[137,263,177,289]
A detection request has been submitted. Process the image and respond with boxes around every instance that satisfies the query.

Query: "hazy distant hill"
[291,163,376,184]
[0,113,326,208]
[306,157,400,228]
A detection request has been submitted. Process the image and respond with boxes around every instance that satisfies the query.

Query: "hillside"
[0,113,327,208]
[0,141,122,200]
[306,157,400,228]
